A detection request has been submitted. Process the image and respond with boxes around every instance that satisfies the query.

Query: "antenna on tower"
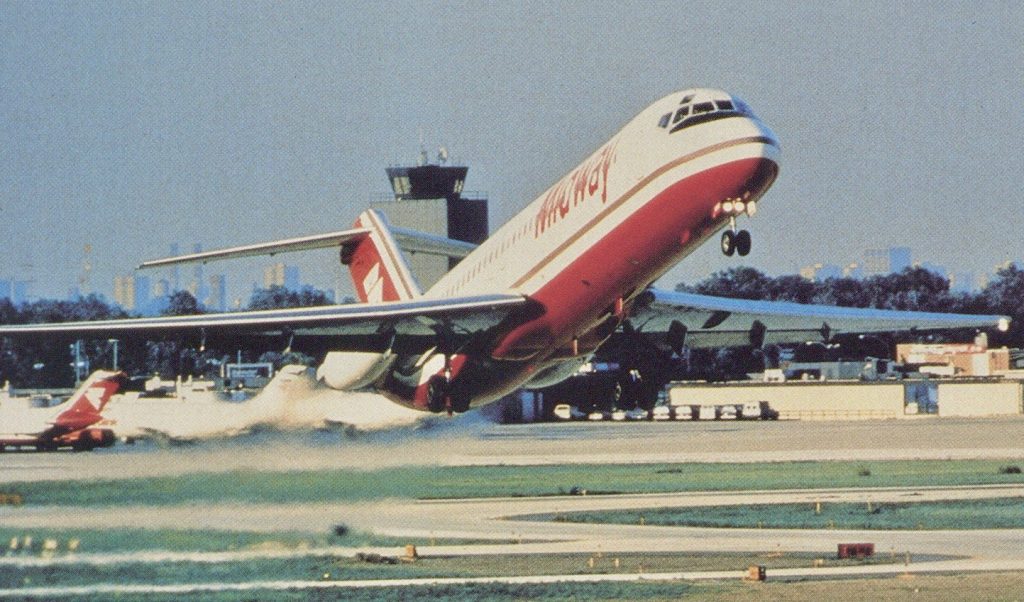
[418,128,428,166]
[78,244,93,294]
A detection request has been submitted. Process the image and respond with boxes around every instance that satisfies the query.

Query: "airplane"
[0,88,1009,414]
[0,370,125,451]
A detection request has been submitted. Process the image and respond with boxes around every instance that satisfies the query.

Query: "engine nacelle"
[523,355,593,389]
[317,351,395,390]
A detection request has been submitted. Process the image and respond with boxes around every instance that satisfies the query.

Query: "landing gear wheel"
[720,230,736,256]
[735,229,751,256]
[426,375,448,413]
[450,392,471,414]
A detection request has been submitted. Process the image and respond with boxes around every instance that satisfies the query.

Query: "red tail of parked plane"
[0,370,125,452]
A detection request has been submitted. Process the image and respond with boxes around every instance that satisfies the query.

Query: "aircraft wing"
[628,288,1010,349]
[0,294,527,353]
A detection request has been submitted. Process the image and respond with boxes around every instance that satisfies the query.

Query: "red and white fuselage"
[398,88,779,408]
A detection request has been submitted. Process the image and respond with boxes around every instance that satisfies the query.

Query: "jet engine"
[523,355,592,389]
[316,351,396,391]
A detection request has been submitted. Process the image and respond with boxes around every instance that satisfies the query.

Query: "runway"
[3,416,1024,597]
[4,415,1024,483]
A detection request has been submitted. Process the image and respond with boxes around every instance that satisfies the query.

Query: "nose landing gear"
[717,199,755,257]
[721,227,751,257]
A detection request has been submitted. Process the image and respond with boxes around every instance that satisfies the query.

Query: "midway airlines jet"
[0,89,1008,413]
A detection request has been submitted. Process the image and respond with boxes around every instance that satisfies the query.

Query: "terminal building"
[371,154,488,289]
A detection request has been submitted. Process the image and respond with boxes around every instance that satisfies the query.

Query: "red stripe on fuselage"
[512,136,775,290]
[491,156,778,360]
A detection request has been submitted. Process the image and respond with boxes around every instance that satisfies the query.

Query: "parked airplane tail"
[52,370,125,432]
[345,209,422,303]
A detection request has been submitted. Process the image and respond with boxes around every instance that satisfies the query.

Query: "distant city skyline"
[797,245,1015,293]
[3,2,1022,302]
[108,258,309,315]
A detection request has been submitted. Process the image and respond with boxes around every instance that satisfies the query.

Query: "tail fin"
[52,370,125,431]
[345,209,422,303]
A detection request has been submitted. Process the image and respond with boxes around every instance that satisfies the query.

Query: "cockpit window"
[680,94,694,104]
[668,95,748,134]
[658,113,671,128]
[692,102,715,114]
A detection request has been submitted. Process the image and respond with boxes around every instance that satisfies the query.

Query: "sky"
[2,1,1022,303]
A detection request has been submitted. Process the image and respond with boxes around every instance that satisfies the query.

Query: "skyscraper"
[205,274,227,312]
[263,263,300,290]
[862,247,913,277]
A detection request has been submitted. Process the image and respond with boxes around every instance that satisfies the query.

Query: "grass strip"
[1,460,1023,507]
[550,496,1024,530]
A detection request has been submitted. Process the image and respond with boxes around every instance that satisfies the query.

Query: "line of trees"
[2,266,1022,388]
[675,264,1023,348]
[0,285,334,388]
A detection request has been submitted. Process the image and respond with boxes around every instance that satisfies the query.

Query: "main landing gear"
[426,362,471,414]
[717,198,756,257]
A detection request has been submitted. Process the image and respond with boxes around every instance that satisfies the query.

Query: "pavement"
[5,415,1024,483]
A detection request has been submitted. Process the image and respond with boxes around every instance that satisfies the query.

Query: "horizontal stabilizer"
[391,227,477,259]
[138,228,372,269]
[139,225,478,270]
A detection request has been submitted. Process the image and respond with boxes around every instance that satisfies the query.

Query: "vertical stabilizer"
[52,370,124,431]
[346,210,423,303]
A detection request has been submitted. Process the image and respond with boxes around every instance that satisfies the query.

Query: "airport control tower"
[371,149,488,289]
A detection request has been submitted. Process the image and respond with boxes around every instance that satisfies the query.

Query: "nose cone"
[727,92,780,150]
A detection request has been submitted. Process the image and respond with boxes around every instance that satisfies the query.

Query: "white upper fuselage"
[428,88,779,301]
[421,88,779,366]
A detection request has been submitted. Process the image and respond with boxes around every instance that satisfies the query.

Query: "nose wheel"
[716,199,756,258]
[721,228,751,257]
